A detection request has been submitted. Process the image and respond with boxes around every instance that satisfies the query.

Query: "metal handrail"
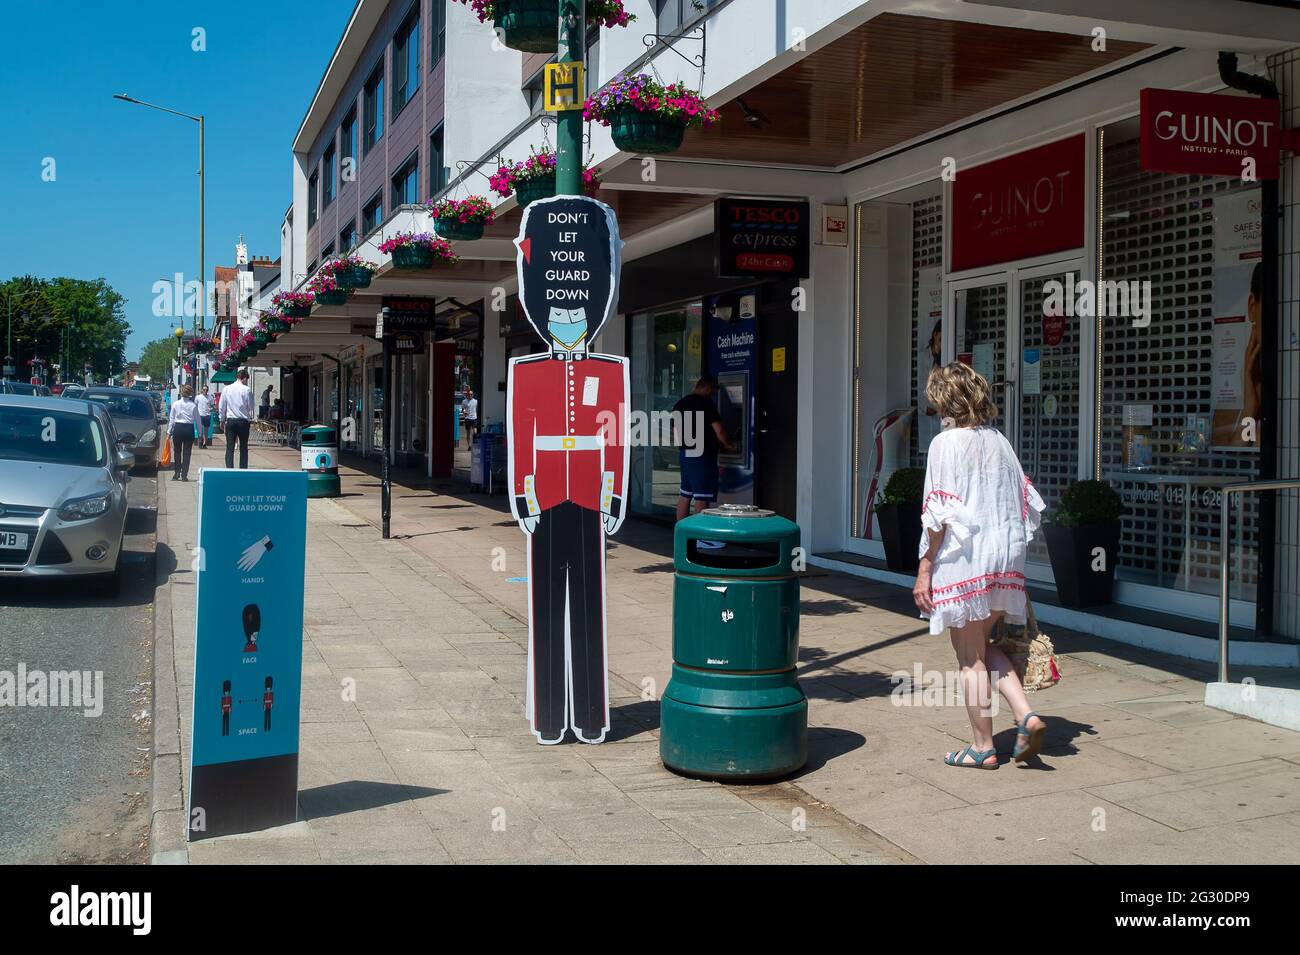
[1219,479,1300,682]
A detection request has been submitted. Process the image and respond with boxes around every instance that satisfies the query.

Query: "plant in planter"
[454,0,633,54]
[583,73,720,154]
[378,231,459,270]
[307,269,349,307]
[322,254,378,291]
[190,336,217,354]
[272,290,313,318]
[873,467,926,574]
[262,315,289,334]
[489,150,600,208]
[427,196,495,241]
[1044,480,1125,608]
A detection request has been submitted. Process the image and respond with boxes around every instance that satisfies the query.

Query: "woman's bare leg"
[985,642,1038,726]
[947,615,998,766]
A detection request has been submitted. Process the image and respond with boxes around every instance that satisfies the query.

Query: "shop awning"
[210,370,236,384]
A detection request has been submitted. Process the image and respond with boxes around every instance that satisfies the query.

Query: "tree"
[137,336,179,385]
[0,275,131,380]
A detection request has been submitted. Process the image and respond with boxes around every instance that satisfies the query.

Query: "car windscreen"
[4,383,39,395]
[85,393,155,419]
[0,406,106,467]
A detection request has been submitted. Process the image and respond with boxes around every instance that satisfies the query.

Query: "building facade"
[250,0,1300,663]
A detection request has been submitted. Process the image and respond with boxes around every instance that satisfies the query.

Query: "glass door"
[952,277,1013,436]
[1017,265,1084,572]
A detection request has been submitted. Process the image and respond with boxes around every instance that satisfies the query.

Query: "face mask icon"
[243,604,260,653]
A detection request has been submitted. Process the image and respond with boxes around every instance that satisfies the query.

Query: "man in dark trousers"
[672,375,735,521]
[220,368,255,468]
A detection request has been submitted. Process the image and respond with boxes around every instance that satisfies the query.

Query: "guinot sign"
[1140,88,1281,180]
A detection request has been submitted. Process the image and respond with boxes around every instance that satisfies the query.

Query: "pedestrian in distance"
[220,368,255,469]
[912,362,1049,769]
[167,384,199,481]
[672,374,735,522]
[461,388,478,448]
[260,384,273,420]
[195,385,212,448]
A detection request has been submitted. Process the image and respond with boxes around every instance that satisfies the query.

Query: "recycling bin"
[660,504,806,780]
[300,424,340,498]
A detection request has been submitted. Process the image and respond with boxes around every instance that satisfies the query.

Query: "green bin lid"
[674,505,801,577]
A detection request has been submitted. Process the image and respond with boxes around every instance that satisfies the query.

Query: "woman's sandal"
[944,745,998,769]
[1013,711,1047,763]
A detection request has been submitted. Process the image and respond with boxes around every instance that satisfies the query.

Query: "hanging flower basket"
[584,74,720,155]
[324,255,378,290]
[490,150,600,207]
[272,290,314,318]
[428,196,494,242]
[253,330,270,346]
[307,268,350,307]
[455,1,634,54]
[379,232,459,270]
[516,173,557,209]
[264,316,288,334]
[191,337,216,354]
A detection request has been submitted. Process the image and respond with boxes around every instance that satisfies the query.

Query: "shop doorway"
[949,259,1085,579]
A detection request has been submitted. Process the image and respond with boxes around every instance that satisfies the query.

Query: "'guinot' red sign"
[1140,88,1281,180]
[951,135,1086,273]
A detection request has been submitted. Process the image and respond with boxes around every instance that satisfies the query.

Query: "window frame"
[391,3,421,119]
[363,59,385,155]
[307,169,319,226]
[339,218,358,253]
[430,0,446,69]
[429,124,446,196]
[391,149,420,208]
[340,106,358,184]
[362,189,384,235]
[323,141,337,208]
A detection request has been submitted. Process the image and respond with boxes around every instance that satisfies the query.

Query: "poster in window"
[1210,189,1263,451]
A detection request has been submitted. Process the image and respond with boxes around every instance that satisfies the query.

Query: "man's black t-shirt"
[672,392,724,460]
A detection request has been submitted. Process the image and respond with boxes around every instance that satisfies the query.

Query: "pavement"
[0,465,158,864]
[151,441,1300,865]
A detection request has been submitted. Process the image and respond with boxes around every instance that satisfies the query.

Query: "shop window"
[1098,119,1258,601]
[628,302,704,518]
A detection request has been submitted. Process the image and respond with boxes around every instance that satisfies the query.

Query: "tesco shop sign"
[950,134,1086,273]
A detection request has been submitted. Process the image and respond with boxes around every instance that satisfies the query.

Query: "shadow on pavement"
[798,728,868,776]
[298,780,448,820]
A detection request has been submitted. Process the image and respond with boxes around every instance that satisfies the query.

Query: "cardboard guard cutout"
[507,195,628,745]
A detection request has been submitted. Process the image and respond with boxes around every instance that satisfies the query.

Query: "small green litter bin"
[300,425,340,498]
[660,504,807,781]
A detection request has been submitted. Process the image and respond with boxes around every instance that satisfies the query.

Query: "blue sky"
[0,0,356,360]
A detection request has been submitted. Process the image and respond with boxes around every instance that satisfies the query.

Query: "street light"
[113,94,205,338]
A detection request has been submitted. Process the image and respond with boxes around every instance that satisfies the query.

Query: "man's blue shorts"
[679,454,718,501]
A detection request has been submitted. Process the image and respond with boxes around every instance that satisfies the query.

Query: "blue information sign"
[187,469,307,840]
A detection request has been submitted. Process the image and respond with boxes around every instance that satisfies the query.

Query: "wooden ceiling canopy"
[673,13,1150,168]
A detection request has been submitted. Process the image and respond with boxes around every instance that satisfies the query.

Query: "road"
[0,466,158,864]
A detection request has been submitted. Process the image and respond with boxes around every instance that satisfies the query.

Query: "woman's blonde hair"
[180,385,194,398]
[926,361,997,428]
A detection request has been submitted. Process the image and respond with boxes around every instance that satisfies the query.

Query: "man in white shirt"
[167,385,200,481]
[461,389,479,448]
[220,368,256,469]
[195,386,212,448]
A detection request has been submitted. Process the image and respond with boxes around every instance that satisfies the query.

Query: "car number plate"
[0,531,30,550]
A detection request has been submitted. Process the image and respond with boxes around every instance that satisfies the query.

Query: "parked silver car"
[82,385,162,468]
[0,395,133,589]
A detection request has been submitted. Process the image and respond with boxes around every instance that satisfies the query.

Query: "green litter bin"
[660,504,807,781]
[300,425,340,498]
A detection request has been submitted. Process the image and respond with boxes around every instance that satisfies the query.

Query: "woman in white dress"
[912,362,1048,768]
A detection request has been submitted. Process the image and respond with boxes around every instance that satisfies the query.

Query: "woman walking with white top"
[168,385,199,481]
[912,362,1049,768]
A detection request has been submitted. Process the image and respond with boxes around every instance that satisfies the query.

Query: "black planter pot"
[514,173,556,209]
[875,502,922,574]
[314,289,349,307]
[391,244,434,270]
[1044,521,1121,608]
[434,217,485,241]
